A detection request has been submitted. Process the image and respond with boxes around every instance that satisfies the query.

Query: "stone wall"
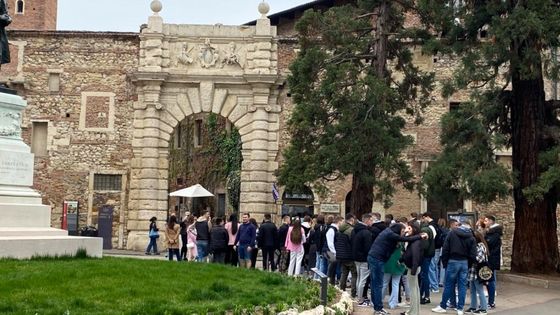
[1,30,139,248]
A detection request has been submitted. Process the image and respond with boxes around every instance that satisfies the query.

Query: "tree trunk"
[510,57,560,273]
[350,174,374,220]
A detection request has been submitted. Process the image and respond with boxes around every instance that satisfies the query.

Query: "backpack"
[434,223,444,249]
[321,225,337,253]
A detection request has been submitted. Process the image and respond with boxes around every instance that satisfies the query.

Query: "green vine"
[207,113,243,212]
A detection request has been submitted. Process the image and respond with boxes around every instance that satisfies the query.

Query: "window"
[16,0,24,14]
[48,73,60,92]
[194,119,202,147]
[173,125,182,148]
[93,174,122,191]
[31,121,48,156]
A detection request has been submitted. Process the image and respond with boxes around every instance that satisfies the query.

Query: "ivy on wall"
[168,113,242,213]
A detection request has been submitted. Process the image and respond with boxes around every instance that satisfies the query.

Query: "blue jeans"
[440,259,468,310]
[382,273,401,309]
[429,249,441,290]
[420,257,432,298]
[146,236,158,253]
[196,240,208,262]
[487,271,496,305]
[470,279,488,310]
[314,253,328,279]
[368,256,385,311]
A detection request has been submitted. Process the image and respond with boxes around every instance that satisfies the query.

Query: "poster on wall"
[62,201,79,236]
[447,212,478,227]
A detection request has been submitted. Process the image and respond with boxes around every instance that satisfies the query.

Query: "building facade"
[1,0,558,266]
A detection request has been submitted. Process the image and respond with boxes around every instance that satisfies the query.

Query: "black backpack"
[321,225,337,253]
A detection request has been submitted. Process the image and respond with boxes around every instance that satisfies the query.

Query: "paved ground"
[351,280,560,315]
[104,250,559,314]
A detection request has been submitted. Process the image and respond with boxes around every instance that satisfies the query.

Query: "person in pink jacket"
[285,218,307,276]
[186,215,198,261]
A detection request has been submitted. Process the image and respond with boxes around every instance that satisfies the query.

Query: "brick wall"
[8,0,57,31]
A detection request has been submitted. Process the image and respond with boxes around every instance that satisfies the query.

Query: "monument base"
[0,91,103,259]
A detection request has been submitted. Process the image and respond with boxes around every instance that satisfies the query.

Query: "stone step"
[0,227,69,237]
[0,235,103,259]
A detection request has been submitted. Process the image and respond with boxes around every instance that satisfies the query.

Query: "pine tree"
[277,0,434,219]
[420,0,560,273]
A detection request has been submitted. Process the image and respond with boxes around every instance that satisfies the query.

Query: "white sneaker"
[397,302,410,308]
[432,306,447,313]
[457,311,464,315]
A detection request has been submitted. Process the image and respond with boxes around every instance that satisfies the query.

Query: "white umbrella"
[169,184,214,197]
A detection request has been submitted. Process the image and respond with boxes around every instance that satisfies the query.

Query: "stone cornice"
[6,30,140,40]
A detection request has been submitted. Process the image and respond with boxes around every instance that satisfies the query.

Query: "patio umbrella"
[169,184,214,197]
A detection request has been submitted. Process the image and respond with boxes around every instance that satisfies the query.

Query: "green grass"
[0,257,333,315]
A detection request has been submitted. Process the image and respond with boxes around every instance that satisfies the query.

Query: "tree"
[420,0,560,273]
[277,0,434,219]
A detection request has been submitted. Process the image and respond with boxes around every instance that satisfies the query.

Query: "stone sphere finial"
[258,1,270,18]
[151,0,163,15]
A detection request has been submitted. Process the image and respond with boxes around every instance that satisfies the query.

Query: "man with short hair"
[277,214,291,273]
[483,215,502,309]
[369,222,428,315]
[352,213,374,307]
[336,213,357,297]
[325,215,343,285]
[234,213,256,268]
[420,212,437,304]
[195,210,212,262]
[432,222,476,315]
[258,213,278,271]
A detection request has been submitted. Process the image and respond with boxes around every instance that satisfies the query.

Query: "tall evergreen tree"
[420,0,560,273]
[277,0,434,219]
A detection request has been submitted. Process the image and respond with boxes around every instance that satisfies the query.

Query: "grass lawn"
[0,256,333,315]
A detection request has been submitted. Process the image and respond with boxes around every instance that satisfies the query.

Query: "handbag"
[149,228,159,238]
[476,261,493,283]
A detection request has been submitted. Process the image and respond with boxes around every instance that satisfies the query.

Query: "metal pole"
[312,267,328,306]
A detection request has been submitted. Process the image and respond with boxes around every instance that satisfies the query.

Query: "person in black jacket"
[351,213,375,306]
[336,213,356,297]
[368,222,427,314]
[401,222,423,315]
[432,222,476,314]
[312,214,328,279]
[277,215,291,273]
[483,215,502,309]
[258,213,278,271]
[209,217,229,264]
[370,212,387,243]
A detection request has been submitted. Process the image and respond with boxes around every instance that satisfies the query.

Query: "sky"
[57,0,314,32]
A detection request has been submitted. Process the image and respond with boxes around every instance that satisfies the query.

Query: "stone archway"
[126,6,282,249]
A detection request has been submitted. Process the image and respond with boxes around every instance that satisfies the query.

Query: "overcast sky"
[57,0,313,32]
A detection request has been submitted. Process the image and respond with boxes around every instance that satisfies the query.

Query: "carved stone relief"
[171,39,245,70]
[0,111,22,138]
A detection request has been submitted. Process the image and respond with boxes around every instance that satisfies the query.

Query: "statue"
[0,0,11,68]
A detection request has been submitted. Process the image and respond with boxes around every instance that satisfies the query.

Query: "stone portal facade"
[126,7,282,250]
[1,0,558,266]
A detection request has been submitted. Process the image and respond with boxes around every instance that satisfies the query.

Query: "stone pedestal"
[0,92,102,259]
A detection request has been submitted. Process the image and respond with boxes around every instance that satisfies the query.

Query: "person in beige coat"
[165,215,181,261]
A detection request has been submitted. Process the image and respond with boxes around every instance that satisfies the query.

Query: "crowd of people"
[145,210,503,315]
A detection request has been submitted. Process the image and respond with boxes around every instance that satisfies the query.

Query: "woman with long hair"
[401,221,423,315]
[224,213,239,266]
[285,218,306,276]
[165,215,181,261]
[467,231,490,314]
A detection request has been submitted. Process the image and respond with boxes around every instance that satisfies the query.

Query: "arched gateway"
[127,3,282,249]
